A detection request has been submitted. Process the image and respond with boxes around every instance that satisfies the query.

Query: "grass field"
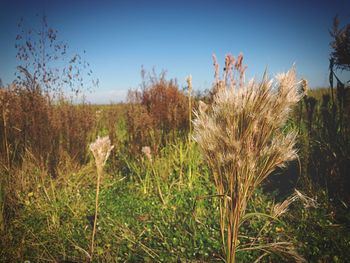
[1,57,350,262]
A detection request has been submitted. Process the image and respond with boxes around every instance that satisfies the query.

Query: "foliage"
[0,86,95,172]
[287,191,350,262]
[1,138,309,262]
[126,69,189,154]
[330,16,350,71]
[296,83,350,204]
[1,20,350,261]
[1,87,350,261]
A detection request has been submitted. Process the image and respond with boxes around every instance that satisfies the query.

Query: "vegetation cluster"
[0,16,350,263]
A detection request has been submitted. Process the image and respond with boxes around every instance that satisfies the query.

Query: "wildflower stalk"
[89,136,113,262]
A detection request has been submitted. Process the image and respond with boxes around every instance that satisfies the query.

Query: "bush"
[126,70,189,155]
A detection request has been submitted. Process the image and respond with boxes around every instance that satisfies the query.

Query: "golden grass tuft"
[193,53,302,263]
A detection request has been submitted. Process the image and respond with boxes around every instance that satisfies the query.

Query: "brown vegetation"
[126,70,189,155]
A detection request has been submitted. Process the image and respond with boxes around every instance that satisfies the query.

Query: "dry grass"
[125,70,189,155]
[0,82,96,245]
[193,53,302,263]
[89,136,114,261]
[0,84,95,172]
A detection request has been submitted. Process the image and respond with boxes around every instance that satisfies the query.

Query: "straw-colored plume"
[193,58,303,263]
[89,136,114,168]
[142,146,152,162]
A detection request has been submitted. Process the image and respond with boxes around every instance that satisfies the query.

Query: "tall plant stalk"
[194,54,302,263]
[0,96,10,233]
[2,103,10,170]
[90,164,102,260]
[187,75,193,141]
[89,136,113,262]
[187,75,193,187]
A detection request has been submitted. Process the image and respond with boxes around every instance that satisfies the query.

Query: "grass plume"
[89,136,114,261]
[193,54,302,263]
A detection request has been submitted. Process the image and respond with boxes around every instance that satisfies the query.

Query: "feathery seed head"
[194,60,302,205]
[141,146,152,161]
[90,136,114,167]
[198,100,208,113]
[194,53,305,263]
[276,67,301,104]
[186,75,192,89]
[300,79,309,96]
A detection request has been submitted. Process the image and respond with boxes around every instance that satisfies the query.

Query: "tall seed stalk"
[193,54,302,263]
[89,136,113,262]
[0,93,10,233]
[1,98,10,170]
[186,75,193,187]
[187,74,193,140]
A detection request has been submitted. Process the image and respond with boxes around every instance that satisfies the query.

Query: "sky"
[0,0,350,103]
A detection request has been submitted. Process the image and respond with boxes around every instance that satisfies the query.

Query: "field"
[1,57,350,263]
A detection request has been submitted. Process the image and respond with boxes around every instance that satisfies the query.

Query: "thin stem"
[2,108,10,170]
[90,165,103,261]
[187,78,193,187]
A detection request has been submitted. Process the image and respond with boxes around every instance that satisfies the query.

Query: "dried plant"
[89,136,114,261]
[15,15,97,96]
[126,69,189,154]
[0,14,97,181]
[272,189,317,219]
[0,84,95,172]
[59,101,96,165]
[186,74,193,140]
[193,54,302,263]
[186,75,194,187]
[329,15,350,71]
[141,146,152,162]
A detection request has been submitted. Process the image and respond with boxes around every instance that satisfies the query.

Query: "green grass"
[0,138,303,262]
[1,86,350,262]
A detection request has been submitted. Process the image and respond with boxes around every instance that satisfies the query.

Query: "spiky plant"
[89,136,114,262]
[193,54,302,263]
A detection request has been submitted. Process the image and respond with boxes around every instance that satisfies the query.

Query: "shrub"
[125,70,189,154]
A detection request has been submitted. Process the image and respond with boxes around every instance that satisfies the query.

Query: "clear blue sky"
[1,0,350,103]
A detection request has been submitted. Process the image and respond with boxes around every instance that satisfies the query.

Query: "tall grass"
[0,84,95,172]
[297,80,350,204]
[193,54,302,263]
[89,136,114,261]
[0,82,96,239]
[2,52,349,262]
[125,70,189,155]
